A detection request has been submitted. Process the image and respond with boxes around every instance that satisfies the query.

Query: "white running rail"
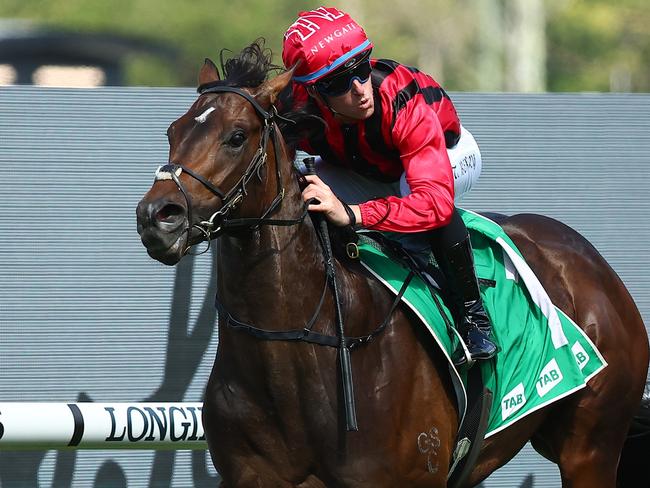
[0,402,207,450]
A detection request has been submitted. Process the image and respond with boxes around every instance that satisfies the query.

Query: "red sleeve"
[358,99,455,232]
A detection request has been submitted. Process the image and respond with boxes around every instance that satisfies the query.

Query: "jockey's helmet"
[282,6,373,85]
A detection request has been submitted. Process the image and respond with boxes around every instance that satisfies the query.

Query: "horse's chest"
[204,369,328,442]
[204,376,331,480]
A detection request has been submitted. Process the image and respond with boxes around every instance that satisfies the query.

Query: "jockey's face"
[326,77,375,121]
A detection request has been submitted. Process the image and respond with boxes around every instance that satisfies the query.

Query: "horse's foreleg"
[553,398,631,488]
[216,474,327,488]
[558,449,620,488]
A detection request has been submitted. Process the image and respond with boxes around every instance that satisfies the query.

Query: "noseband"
[154,85,306,254]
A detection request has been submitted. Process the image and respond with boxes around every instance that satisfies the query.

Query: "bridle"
[154,85,307,255]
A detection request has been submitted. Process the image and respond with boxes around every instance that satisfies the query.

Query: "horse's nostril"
[155,202,185,225]
[156,203,181,221]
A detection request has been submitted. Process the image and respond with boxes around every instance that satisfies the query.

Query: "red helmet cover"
[282,6,372,84]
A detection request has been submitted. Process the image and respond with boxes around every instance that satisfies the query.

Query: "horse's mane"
[197,38,325,149]
[197,38,279,91]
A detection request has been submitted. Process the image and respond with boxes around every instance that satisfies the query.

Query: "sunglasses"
[315,54,372,97]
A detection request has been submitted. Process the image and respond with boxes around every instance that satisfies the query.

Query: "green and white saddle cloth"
[358,208,607,437]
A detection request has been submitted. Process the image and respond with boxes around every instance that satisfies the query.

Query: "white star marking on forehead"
[195,106,216,124]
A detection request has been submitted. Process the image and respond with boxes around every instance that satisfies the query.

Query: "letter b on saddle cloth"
[343,209,607,486]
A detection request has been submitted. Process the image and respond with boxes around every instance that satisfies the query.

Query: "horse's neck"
[216,183,325,322]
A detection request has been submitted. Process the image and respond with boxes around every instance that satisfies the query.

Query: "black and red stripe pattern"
[296,58,460,182]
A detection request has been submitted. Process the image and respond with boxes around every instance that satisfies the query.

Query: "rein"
[157,84,410,432]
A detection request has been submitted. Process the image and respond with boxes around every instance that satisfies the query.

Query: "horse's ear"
[255,67,295,107]
[199,58,220,86]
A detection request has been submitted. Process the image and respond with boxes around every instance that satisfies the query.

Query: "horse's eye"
[228,131,246,148]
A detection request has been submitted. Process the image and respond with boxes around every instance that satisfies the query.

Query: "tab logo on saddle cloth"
[501,383,527,421]
[536,358,564,398]
[571,341,590,370]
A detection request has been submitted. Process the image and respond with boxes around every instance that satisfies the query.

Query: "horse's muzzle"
[136,198,188,265]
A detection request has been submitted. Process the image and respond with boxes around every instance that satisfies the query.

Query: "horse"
[136,43,649,487]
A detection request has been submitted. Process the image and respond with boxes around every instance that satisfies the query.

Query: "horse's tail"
[617,385,650,488]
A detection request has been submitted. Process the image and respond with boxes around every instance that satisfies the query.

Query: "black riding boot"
[434,234,498,365]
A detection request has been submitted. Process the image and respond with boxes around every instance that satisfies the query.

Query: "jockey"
[282,6,496,364]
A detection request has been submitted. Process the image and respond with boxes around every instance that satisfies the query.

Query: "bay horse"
[136,44,649,487]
